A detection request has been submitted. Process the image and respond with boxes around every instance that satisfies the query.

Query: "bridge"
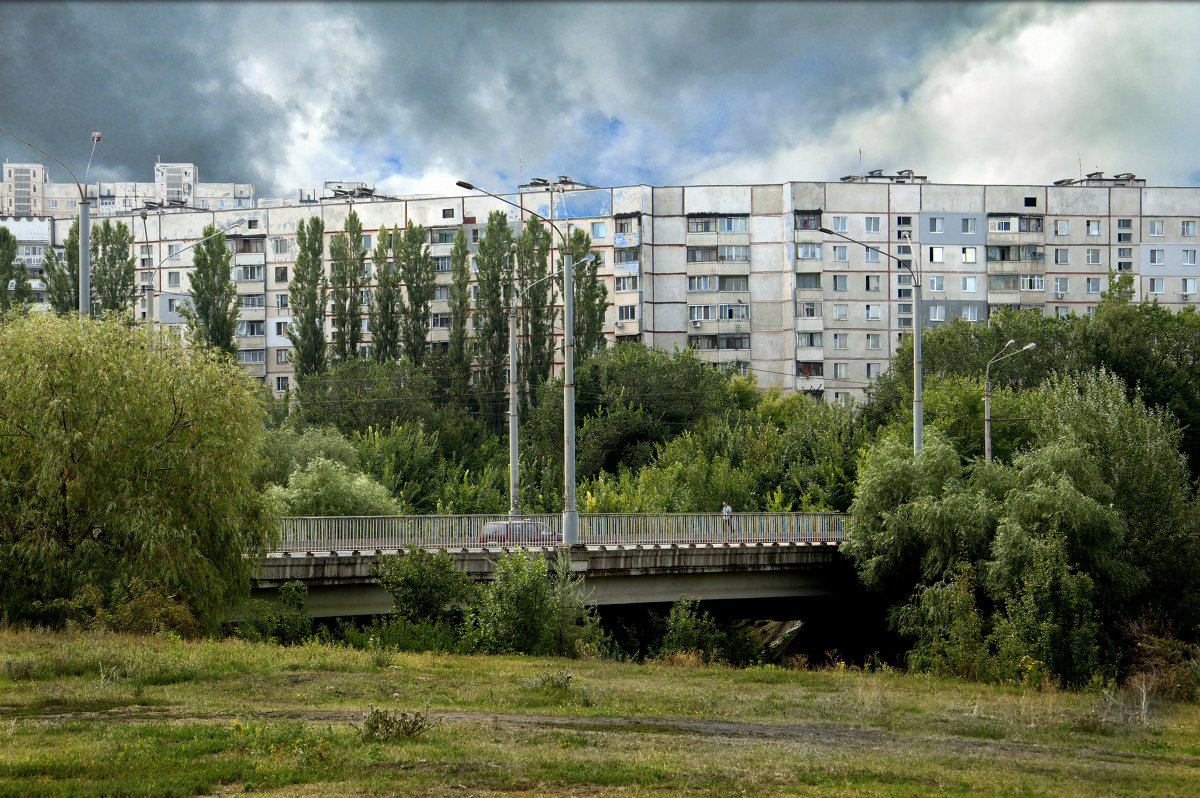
[254,512,852,617]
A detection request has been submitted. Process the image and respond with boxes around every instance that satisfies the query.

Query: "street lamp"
[141,217,247,339]
[984,340,1036,461]
[819,225,923,453]
[0,127,101,316]
[457,179,582,544]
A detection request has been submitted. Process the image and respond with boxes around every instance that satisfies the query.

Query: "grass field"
[1,628,1198,796]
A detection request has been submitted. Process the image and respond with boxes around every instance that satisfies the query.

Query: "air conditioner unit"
[1055,292,1066,299]
[691,319,702,328]
[1182,293,1192,299]
[614,320,624,328]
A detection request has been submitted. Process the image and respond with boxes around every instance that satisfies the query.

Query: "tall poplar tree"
[397,220,436,366]
[446,228,473,403]
[91,219,137,315]
[475,210,515,434]
[369,224,402,363]
[563,226,608,356]
[0,227,33,313]
[515,218,556,412]
[288,216,328,380]
[328,209,369,362]
[43,219,80,315]
[180,224,238,354]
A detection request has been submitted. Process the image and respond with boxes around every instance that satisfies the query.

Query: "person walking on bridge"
[721,501,732,540]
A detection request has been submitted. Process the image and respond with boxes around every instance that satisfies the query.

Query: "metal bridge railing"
[270,512,847,554]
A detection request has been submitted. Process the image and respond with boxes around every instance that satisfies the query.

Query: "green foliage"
[474,211,515,433]
[368,225,402,363]
[89,219,138,315]
[338,615,466,653]
[563,226,607,356]
[396,220,436,367]
[287,216,327,379]
[0,313,272,633]
[180,224,237,354]
[52,578,201,638]
[230,581,312,645]
[445,227,473,403]
[352,705,432,741]
[0,226,32,312]
[252,425,359,490]
[375,548,473,624]
[658,596,726,660]
[295,357,437,437]
[43,219,80,314]
[515,219,556,413]
[464,550,601,657]
[264,457,405,516]
[328,209,369,363]
[893,561,988,681]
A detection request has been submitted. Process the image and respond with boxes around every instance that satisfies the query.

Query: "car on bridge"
[477,519,561,545]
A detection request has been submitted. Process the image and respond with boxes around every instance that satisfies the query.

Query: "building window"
[864,247,880,263]
[832,303,848,321]
[688,304,715,321]
[718,216,748,233]
[1150,220,1164,236]
[865,216,880,233]
[1118,247,1132,258]
[1054,248,1069,265]
[167,271,180,287]
[1086,277,1101,294]
[1118,232,1132,243]
[236,320,265,337]
[720,303,750,321]
[796,242,821,259]
[796,331,822,348]
[833,333,848,350]
[442,208,455,218]
[433,229,455,244]
[1054,220,1069,236]
[687,247,718,262]
[796,273,820,290]
[167,298,178,313]
[831,216,847,233]
[241,293,265,308]
[929,305,945,322]
[865,304,881,321]
[1184,278,1196,295]
[796,361,823,377]
[928,275,944,292]
[1086,249,1101,265]
[962,246,977,264]
[832,275,847,292]
[1055,277,1070,295]
[795,212,821,230]
[896,215,912,227]
[1150,249,1164,265]
[274,266,288,283]
[688,218,716,233]
[433,256,451,272]
[615,247,638,263]
[718,245,749,262]
[1183,221,1196,237]
[275,321,288,336]
[591,222,606,238]
[237,349,266,364]
[928,246,943,263]
[1149,278,1164,294]
[1024,196,1038,207]
[1184,250,1197,266]
[273,237,292,255]
[929,217,944,233]
[276,349,290,364]
[1020,274,1044,291]
[961,305,979,322]
[615,275,639,292]
[617,305,636,321]
[866,362,882,379]
[962,275,977,293]
[275,376,289,392]
[992,219,1012,232]
[232,265,264,281]
[832,245,847,262]
[832,363,848,380]
[865,275,880,292]
[962,217,976,234]
[866,333,881,350]
[719,275,748,292]
[798,301,821,318]
[168,243,181,259]
[430,313,450,329]
[688,275,715,292]
[1086,220,1101,236]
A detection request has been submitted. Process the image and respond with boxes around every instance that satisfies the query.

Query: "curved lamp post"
[0,126,100,317]
[819,225,923,453]
[457,179,582,544]
[984,340,1036,461]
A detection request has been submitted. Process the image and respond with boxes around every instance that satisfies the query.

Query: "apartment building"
[17,169,1200,403]
[0,215,55,303]
[0,161,255,218]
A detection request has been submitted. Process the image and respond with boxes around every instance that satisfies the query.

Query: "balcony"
[234,252,266,266]
[614,231,640,247]
[612,319,640,336]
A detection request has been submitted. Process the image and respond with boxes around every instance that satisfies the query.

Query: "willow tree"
[288,216,328,379]
[0,313,273,633]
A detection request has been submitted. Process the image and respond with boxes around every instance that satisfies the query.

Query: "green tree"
[287,216,328,380]
[0,313,273,633]
[43,219,80,314]
[396,220,436,367]
[328,210,369,362]
[354,422,443,513]
[445,228,473,404]
[474,211,515,434]
[0,226,32,313]
[295,357,437,437]
[375,548,473,624]
[368,225,402,363]
[264,457,405,516]
[563,226,607,356]
[251,425,359,490]
[180,224,238,354]
[515,219,556,413]
[90,219,137,315]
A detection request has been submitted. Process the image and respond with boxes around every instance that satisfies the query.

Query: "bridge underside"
[253,542,846,618]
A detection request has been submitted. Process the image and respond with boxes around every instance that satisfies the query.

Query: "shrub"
[229,581,311,645]
[352,705,432,741]
[657,596,726,662]
[375,548,473,625]
[264,457,405,516]
[339,615,466,654]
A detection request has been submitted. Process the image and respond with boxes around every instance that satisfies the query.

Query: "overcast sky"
[2,2,1196,198]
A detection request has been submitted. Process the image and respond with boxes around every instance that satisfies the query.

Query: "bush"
[658,596,726,662]
[339,615,466,654]
[352,705,432,741]
[229,581,312,645]
[264,457,405,516]
[375,548,473,624]
[252,426,358,490]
